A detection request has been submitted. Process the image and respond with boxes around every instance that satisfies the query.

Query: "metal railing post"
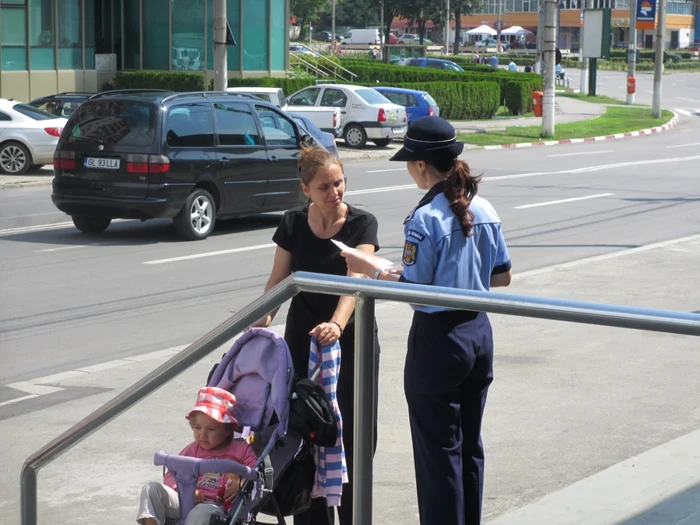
[352,293,376,525]
[20,467,37,525]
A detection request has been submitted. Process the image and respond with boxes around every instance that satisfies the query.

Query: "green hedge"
[504,81,535,115]
[115,71,205,91]
[391,81,500,120]
[222,77,315,97]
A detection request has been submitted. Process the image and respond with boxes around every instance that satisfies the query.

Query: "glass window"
[242,0,267,70]
[84,0,94,68]
[1,6,28,71]
[0,112,12,121]
[269,0,285,70]
[57,0,82,69]
[167,104,215,147]
[66,101,157,146]
[58,100,83,118]
[123,0,140,69]
[356,89,391,105]
[255,106,297,147]
[289,88,320,106]
[143,0,169,69]
[214,103,261,146]
[29,0,55,70]
[382,91,408,106]
[172,0,205,71]
[320,89,348,108]
[13,103,60,120]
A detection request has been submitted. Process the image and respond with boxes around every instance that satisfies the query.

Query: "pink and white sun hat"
[186,386,239,427]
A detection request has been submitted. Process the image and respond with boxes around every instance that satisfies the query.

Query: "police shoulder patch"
[403,240,419,266]
[406,229,425,241]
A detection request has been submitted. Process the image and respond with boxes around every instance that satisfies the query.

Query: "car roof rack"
[57,91,94,96]
[88,89,173,99]
[159,91,261,103]
[314,79,337,85]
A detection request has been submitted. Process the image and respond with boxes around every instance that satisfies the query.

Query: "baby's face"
[190,412,230,450]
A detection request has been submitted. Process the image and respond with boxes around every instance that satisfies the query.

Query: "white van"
[342,29,381,45]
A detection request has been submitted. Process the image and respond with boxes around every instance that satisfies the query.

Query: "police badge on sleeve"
[403,240,418,266]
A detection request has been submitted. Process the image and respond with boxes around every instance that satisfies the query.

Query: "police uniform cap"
[390,116,464,162]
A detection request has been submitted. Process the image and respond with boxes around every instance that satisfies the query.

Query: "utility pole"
[651,0,667,117]
[579,0,594,95]
[497,0,503,53]
[213,0,227,91]
[444,0,451,55]
[626,0,637,104]
[542,0,557,137]
[536,0,545,74]
[332,0,336,54]
[381,0,384,44]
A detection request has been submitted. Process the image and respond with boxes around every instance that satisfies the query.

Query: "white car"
[286,84,407,148]
[0,99,67,175]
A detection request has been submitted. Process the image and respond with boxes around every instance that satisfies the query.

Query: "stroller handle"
[154,450,258,480]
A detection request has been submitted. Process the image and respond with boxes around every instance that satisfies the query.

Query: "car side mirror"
[301,134,315,147]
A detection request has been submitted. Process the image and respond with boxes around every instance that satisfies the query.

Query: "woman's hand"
[310,321,342,346]
[340,250,380,277]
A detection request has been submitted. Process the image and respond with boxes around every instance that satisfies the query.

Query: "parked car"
[341,29,381,45]
[398,33,433,45]
[226,87,341,136]
[287,84,407,148]
[476,38,509,50]
[0,99,68,175]
[289,44,318,56]
[373,87,440,123]
[51,90,313,240]
[287,112,338,158]
[28,92,93,119]
[313,31,341,43]
[397,57,464,72]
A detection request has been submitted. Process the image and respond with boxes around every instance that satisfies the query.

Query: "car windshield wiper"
[69,136,106,145]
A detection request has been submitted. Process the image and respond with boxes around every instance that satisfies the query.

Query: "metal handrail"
[20,272,700,525]
[290,54,331,79]
[315,53,358,81]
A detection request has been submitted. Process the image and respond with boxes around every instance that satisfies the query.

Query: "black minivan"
[52,90,310,240]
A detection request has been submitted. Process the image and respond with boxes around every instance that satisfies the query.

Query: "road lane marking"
[514,193,615,210]
[0,212,64,220]
[674,109,692,116]
[143,243,276,265]
[547,150,614,158]
[365,168,406,173]
[666,142,700,149]
[346,184,417,195]
[36,244,107,253]
[676,96,700,103]
[3,156,699,238]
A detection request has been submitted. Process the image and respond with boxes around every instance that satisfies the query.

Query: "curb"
[481,111,679,150]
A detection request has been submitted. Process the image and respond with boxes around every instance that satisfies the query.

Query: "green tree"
[292,0,331,41]
[452,0,482,54]
[335,0,380,28]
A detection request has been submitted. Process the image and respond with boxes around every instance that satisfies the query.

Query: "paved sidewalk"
[3,236,700,525]
[452,95,606,131]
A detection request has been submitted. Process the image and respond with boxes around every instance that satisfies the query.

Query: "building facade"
[393,0,696,51]
[0,0,289,101]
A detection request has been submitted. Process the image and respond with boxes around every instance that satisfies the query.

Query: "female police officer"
[341,116,512,525]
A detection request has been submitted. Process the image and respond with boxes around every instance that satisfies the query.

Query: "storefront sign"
[636,0,657,30]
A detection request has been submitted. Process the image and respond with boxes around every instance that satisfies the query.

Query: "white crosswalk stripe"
[673,108,700,116]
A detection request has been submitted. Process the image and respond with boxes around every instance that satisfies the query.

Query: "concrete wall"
[0,71,98,102]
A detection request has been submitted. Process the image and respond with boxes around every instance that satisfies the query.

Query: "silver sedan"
[0,99,68,175]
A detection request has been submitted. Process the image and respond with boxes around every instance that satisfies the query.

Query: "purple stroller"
[154,327,313,525]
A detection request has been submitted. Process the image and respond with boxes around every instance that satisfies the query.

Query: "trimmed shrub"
[504,81,535,115]
[115,71,205,91]
[223,77,315,97]
[390,81,500,120]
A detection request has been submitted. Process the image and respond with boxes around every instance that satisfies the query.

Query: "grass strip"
[460,107,673,146]
[559,92,647,106]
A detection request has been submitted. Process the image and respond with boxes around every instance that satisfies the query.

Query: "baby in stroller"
[136,386,258,525]
[137,328,322,525]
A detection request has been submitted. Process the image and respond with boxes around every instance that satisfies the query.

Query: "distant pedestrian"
[508,60,517,72]
[473,53,480,64]
[490,54,499,68]
[524,63,533,73]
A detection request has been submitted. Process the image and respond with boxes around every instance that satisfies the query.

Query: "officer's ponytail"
[427,158,481,237]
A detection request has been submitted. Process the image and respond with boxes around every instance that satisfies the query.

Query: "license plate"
[84,157,120,170]
[391,127,406,134]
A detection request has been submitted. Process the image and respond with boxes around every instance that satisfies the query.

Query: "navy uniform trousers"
[405,309,494,525]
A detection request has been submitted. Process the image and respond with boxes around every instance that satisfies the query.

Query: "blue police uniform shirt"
[400,181,511,313]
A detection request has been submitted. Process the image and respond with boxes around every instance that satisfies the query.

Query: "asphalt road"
[1,112,699,386]
[564,69,700,114]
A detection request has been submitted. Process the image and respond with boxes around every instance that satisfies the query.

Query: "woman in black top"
[253,144,380,525]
